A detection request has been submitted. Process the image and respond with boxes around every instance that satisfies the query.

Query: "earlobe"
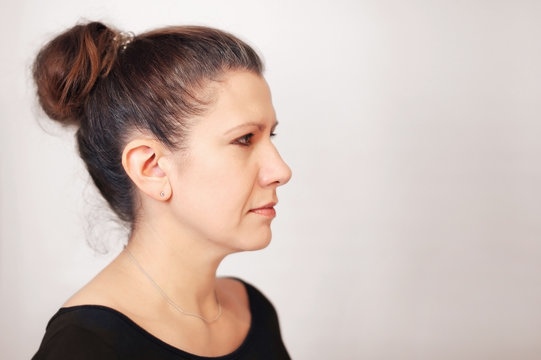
[121,139,172,201]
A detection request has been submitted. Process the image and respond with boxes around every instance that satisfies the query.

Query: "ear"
[121,139,172,201]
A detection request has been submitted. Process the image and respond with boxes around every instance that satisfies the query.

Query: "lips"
[249,202,277,217]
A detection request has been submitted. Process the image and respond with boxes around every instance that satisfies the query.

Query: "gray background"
[1,0,540,359]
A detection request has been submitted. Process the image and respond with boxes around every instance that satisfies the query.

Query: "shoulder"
[33,305,176,360]
[33,306,122,360]
[62,259,130,308]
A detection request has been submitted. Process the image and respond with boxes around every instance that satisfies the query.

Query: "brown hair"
[33,21,263,224]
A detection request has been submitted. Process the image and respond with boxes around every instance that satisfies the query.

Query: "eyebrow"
[223,121,279,135]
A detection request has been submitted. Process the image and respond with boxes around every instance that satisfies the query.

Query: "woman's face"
[167,71,291,252]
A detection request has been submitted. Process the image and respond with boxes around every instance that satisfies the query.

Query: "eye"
[234,133,254,146]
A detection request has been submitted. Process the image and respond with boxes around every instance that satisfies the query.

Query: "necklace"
[124,247,223,324]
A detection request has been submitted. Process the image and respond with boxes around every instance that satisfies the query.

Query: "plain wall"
[1,0,540,359]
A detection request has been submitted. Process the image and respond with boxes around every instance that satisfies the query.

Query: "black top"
[32,280,290,360]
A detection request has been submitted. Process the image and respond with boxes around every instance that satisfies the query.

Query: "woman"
[32,21,292,359]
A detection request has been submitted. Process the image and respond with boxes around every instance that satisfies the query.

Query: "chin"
[251,236,272,251]
[235,230,273,252]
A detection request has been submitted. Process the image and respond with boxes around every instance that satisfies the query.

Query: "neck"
[123,219,227,319]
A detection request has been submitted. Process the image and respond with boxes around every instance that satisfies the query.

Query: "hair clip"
[114,31,135,51]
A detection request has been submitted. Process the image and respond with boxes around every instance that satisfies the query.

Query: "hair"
[33,21,263,224]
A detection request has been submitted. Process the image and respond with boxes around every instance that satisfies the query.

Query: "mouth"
[249,202,277,218]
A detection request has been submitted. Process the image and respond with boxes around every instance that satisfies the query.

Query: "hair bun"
[33,21,119,126]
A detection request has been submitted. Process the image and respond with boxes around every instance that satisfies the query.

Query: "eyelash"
[234,132,276,147]
[235,133,254,146]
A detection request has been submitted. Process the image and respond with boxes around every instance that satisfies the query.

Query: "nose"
[258,143,292,187]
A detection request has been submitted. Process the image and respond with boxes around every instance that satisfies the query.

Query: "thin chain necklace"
[124,246,222,324]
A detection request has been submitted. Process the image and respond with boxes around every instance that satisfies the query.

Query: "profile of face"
[166,71,292,252]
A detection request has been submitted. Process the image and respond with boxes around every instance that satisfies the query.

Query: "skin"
[64,71,292,356]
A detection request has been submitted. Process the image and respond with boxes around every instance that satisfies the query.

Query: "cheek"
[173,154,256,225]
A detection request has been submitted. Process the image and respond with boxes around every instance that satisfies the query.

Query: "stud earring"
[160,191,165,198]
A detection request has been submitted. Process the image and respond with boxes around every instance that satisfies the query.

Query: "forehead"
[197,71,276,131]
